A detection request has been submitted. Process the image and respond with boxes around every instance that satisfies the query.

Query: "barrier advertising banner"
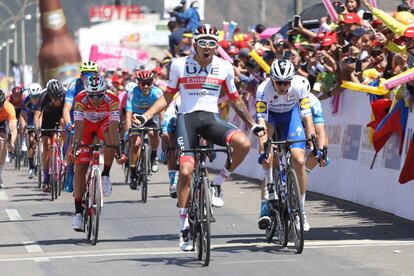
[89,44,149,70]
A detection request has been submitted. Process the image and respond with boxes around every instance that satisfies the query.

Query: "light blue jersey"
[126,86,163,114]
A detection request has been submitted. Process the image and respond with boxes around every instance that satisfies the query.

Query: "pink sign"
[259,27,281,40]
[89,44,149,70]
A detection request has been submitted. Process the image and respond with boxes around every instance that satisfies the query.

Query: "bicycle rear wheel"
[140,144,150,203]
[274,173,288,247]
[91,168,102,245]
[36,142,42,188]
[265,202,277,242]
[85,175,92,241]
[287,169,304,253]
[15,136,21,170]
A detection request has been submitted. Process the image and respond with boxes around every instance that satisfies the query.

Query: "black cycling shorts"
[176,111,240,158]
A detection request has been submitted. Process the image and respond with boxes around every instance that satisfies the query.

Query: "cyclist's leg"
[72,160,89,230]
[41,134,52,191]
[176,113,197,251]
[167,131,178,196]
[146,120,160,172]
[128,131,142,188]
[64,132,75,192]
[27,130,36,177]
[100,119,116,197]
[0,122,8,188]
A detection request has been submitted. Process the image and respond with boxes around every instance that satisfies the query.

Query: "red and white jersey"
[74,91,120,123]
[166,55,239,114]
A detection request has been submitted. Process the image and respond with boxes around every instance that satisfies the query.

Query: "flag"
[372,99,409,154]
[367,98,392,130]
[399,133,414,184]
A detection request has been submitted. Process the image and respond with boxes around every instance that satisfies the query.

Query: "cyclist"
[125,71,162,190]
[71,74,121,230]
[160,95,181,198]
[21,83,43,178]
[63,61,99,192]
[256,60,315,232]
[133,24,265,251]
[293,75,329,172]
[7,86,28,159]
[0,90,17,188]
[34,79,65,193]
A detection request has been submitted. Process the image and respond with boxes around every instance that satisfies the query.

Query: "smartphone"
[292,15,301,28]
[363,12,373,21]
[355,59,362,73]
[334,5,345,14]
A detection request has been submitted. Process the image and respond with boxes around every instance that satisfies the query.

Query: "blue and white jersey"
[308,92,325,125]
[126,86,163,115]
[22,96,39,126]
[65,78,84,121]
[161,95,181,133]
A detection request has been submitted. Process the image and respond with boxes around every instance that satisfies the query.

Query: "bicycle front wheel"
[140,144,150,203]
[91,168,102,245]
[15,136,21,170]
[287,169,304,253]
[198,176,211,266]
[36,143,42,188]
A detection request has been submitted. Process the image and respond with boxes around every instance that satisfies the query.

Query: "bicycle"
[262,134,321,254]
[40,125,65,201]
[181,139,232,266]
[129,126,160,203]
[73,142,120,245]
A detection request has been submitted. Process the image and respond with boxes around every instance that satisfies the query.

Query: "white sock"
[213,167,231,186]
[263,168,273,184]
[300,193,306,213]
[179,208,189,230]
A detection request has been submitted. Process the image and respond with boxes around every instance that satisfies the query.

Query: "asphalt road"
[0,161,413,276]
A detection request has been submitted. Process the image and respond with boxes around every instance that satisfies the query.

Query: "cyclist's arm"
[73,100,85,143]
[19,111,27,129]
[63,102,73,125]
[9,119,17,146]
[108,98,121,146]
[257,118,268,153]
[126,111,132,131]
[34,110,42,130]
[143,93,174,121]
[229,97,256,128]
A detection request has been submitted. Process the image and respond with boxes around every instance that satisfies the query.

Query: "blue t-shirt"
[22,96,39,126]
[65,78,84,120]
[126,86,163,114]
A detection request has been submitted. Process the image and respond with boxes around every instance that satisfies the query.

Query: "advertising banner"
[89,44,149,70]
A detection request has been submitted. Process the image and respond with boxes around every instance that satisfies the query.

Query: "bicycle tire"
[15,136,21,170]
[274,173,288,247]
[85,174,92,241]
[200,176,211,266]
[287,169,304,253]
[124,161,129,185]
[37,144,42,189]
[91,168,101,245]
[140,144,150,203]
[265,205,277,242]
[49,146,56,201]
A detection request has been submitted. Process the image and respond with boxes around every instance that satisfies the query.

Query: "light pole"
[21,14,32,66]
[9,23,17,63]
[5,39,13,90]
[1,43,5,75]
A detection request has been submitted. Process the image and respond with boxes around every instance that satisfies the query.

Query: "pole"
[259,0,266,24]
[21,19,26,66]
[13,27,18,63]
[294,0,302,15]
[6,42,9,91]
[36,4,40,83]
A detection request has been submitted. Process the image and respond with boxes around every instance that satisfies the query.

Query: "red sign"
[89,5,141,22]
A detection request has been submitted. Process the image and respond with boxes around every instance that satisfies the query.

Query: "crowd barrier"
[208,91,414,221]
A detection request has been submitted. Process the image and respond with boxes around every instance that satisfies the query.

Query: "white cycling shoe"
[179,228,193,251]
[102,176,112,197]
[72,213,83,230]
[211,185,224,208]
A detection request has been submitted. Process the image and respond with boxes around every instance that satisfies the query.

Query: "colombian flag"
[399,133,414,184]
[372,99,408,154]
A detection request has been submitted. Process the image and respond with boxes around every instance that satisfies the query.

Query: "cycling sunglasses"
[273,80,291,86]
[196,39,218,48]
[86,92,105,99]
[139,80,153,87]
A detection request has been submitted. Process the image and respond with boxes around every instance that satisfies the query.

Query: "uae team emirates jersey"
[166,55,239,114]
[74,91,120,123]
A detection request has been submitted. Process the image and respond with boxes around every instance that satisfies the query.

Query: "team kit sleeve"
[73,94,85,121]
[65,79,77,104]
[223,61,239,100]
[108,93,121,122]
[255,81,269,121]
[165,59,180,95]
[296,86,312,118]
[5,102,17,121]
[125,88,133,112]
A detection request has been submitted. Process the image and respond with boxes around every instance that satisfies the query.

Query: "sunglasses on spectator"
[273,80,291,86]
[86,92,105,99]
[196,39,218,48]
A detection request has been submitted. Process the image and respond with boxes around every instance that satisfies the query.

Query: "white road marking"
[22,241,44,253]
[5,209,23,221]
[0,239,412,263]
[0,191,8,200]
[219,259,296,265]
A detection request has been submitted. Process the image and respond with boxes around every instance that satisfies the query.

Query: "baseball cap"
[351,27,366,37]
[321,32,337,46]
[403,26,414,38]
[340,13,361,24]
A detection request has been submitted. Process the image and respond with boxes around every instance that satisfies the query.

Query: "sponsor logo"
[256,101,267,113]
[300,97,311,109]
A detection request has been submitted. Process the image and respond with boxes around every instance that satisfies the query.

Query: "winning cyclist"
[256,60,315,232]
[125,71,162,190]
[63,61,100,192]
[0,90,17,188]
[34,79,65,193]
[71,74,121,230]
[133,24,265,251]
[21,83,43,178]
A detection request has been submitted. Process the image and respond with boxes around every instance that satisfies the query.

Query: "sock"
[305,166,312,174]
[213,167,231,186]
[263,168,273,184]
[300,193,306,213]
[130,165,137,179]
[151,150,157,160]
[67,164,74,176]
[75,197,83,214]
[168,170,177,186]
[179,208,189,231]
[28,158,34,170]
[102,165,111,177]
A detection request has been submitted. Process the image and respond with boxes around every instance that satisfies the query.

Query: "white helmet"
[83,74,106,93]
[28,83,43,96]
[270,59,295,81]
[291,75,311,94]
[193,24,219,42]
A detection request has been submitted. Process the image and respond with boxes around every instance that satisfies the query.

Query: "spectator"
[167,21,186,57]
[174,1,201,33]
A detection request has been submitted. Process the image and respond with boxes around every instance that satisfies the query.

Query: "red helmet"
[11,86,23,95]
[136,70,154,83]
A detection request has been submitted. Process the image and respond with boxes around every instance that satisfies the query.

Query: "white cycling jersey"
[166,55,239,114]
[256,74,312,121]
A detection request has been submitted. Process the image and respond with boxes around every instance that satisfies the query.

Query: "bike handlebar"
[181,143,233,168]
[264,134,319,159]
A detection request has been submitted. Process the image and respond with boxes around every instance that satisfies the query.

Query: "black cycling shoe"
[129,177,138,190]
[258,216,271,230]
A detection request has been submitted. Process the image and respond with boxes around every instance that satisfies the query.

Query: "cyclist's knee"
[229,132,251,152]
